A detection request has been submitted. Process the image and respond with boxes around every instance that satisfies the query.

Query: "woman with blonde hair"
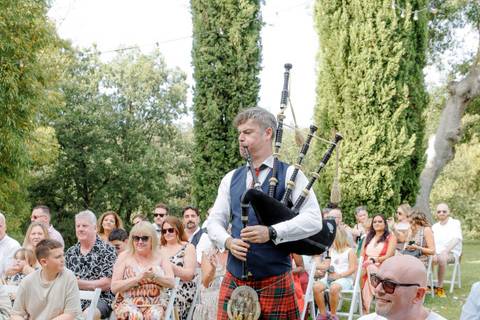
[97,211,124,243]
[313,227,357,320]
[159,216,196,320]
[4,222,48,278]
[392,204,412,250]
[22,222,49,251]
[111,221,174,319]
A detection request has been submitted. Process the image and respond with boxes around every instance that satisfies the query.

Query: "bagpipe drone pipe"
[240,64,341,256]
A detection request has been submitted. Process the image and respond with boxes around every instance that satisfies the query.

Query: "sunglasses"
[370,273,419,294]
[132,235,150,242]
[154,213,166,218]
[437,210,447,213]
[162,228,175,235]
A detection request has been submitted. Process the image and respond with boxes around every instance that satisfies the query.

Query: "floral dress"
[113,265,168,320]
[168,245,196,320]
[192,264,225,320]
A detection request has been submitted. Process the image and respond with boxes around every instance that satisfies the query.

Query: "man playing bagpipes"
[207,107,323,320]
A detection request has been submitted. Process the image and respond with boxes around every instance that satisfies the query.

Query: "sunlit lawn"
[424,240,480,319]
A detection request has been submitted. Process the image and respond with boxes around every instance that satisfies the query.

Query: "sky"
[48,0,318,128]
[48,1,477,129]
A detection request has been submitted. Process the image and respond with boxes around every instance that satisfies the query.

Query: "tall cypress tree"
[313,0,428,221]
[191,0,262,213]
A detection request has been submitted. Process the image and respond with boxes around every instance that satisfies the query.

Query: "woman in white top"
[313,227,357,320]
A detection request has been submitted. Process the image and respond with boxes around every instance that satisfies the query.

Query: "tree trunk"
[416,66,480,221]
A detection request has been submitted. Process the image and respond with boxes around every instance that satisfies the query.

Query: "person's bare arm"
[201,252,216,288]
[378,234,397,263]
[77,277,111,291]
[10,316,23,320]
[52,314,75,320]
[156,259,175,288]
[171,244,196,281]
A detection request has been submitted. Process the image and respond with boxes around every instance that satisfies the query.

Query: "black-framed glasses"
[154,213,166,218]
[162,228,175,235]
[370,274,419,294]
[132,235,150,242]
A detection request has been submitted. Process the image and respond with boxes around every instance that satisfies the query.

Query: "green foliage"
[191,0,262,213]
[430,136,480,239]
[29,48,190,246]
[0,0,62,232]
[313,0,429,223]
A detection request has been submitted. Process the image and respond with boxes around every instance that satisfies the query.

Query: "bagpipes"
[241,63,341,257]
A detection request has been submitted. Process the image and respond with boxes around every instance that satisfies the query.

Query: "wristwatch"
[268,226,277,241]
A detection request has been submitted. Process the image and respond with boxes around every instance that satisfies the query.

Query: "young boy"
[108,228,129,255]
[11,239,82,320]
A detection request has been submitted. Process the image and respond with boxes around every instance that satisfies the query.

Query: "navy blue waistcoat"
[227,161,291,279]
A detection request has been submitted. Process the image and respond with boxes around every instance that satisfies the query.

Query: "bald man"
[358,255,446,320]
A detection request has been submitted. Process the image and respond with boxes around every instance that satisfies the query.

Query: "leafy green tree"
[0,0,62,233]
[313,0,429,221]
[29,48,189,245]
[191,0,262,213]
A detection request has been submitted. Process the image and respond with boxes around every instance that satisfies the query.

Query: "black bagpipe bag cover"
[243,189,336,255]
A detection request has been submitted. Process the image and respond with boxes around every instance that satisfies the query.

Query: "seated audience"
[313,227,357,320]
[358,255,446,320]
[31,205,64,247]
[159,216,196,320]
[0,286,11,320]
[0,212,21,277]
[65,210,117,319]
[192,246,228,320]
[11,239,82,320]
[391,203,412,251]
[111,222,175,319]
[130,212,148,225]
[432,202,462,298]
[401,209,435,267]
[361,214,397,313]
[352,206,369,243]
[461,282,480,320]
[109,228,129,255]
[97,210,124,243]
[1,248,36,285]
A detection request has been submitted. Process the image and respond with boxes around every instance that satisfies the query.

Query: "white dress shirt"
[207,155,322,251]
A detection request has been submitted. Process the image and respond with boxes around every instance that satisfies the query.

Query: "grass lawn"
[424,240,480,319]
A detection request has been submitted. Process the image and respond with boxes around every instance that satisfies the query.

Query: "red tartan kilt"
[217,271,300,320]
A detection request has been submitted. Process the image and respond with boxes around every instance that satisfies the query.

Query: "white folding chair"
[444,253,462,293]
[326,256,363,320]
[79,288,101,320]
[432,253,462,294]
[426,256,435,297]
[301,262,317,320]
[165,277,181,320]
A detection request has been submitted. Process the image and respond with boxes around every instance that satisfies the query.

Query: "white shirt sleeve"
[206,170,235,251]
[272,166,323,244]
[196,233,213,264]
